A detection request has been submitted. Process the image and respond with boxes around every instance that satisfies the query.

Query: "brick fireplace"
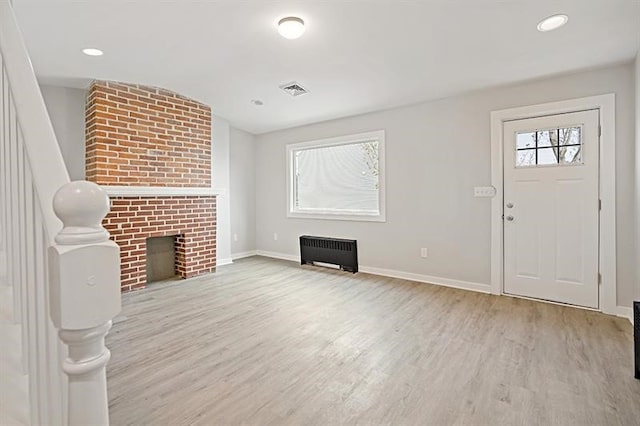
[86,81,217,292]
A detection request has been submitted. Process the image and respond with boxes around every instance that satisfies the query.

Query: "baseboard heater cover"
[634,301,639,380]
[299,235,358,273]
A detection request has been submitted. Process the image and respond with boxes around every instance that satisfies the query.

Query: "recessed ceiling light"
[537,14,568,32]
[278,17,305,39]
[251,99,264,106]
[82,48,104,56]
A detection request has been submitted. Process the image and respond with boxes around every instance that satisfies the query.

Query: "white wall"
[255,63,637,309]
[40,85,86,180]
[212,117,232,265]
[229,127,256,256]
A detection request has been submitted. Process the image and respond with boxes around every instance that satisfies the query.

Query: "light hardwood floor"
[107,256,639,425]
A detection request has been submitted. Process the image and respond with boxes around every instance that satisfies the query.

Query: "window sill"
[287,211,386,222]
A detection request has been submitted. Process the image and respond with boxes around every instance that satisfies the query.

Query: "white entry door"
[503,109,600,308]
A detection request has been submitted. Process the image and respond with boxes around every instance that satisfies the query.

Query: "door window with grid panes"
[515,126,582,167]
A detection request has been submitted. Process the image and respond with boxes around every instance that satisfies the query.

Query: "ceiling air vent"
[279,81,309,97]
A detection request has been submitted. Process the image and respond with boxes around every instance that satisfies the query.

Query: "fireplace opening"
[146,236,179,283]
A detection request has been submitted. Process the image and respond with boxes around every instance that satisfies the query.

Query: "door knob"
[506,215,514,221]
[506,203,514,208]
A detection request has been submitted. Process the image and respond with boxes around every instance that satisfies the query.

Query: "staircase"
[0,1,121,425]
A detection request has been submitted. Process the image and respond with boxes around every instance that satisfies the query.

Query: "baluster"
[23,164,37,415]
[20,137,38,424]
[8,94,29,376]
[0,59,5,266]
[16,117,41,425]
[3,67,18,326]
[49,181,121,426]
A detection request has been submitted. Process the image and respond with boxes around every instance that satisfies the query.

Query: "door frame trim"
[490,94,616,314]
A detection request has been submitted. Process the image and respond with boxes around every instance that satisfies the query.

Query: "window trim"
[286,130,386,222]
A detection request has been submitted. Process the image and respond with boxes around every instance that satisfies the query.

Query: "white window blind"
[287,130,385,221]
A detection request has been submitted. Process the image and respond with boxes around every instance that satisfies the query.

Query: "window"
[287,130,385,221]
[515,126,583,167]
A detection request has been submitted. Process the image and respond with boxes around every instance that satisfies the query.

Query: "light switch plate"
[474,186,496,197]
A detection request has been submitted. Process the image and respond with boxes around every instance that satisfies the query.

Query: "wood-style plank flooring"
[107,256,639,425]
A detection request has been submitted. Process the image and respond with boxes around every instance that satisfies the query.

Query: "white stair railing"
[0,1,121,425]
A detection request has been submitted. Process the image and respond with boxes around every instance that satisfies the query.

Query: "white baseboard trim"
[255,250,491,295]
[359,265,491,294]
[217,257,233,267]
[614,306,633,324]
[231,250,258,260]
[256,250,299,262]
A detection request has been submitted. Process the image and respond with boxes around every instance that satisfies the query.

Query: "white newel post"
[48,181,121,426]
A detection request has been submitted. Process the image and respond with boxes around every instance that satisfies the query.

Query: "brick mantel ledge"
[101,186,224,197]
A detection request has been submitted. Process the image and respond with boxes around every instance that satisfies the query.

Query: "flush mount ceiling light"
[82,48,103,56]
[537,14,569,32]
[278,16,305,39]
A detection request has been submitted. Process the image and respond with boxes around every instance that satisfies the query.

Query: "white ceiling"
[14,0,640,134]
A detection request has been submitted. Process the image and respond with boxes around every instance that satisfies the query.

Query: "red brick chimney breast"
[85,81,216,292]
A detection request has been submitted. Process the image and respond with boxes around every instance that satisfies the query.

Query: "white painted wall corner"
[217,258,233,266]
[231,251,258,261]
[615,306,633,325]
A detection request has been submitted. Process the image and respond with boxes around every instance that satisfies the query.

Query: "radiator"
[635,301,639,379]
[299,235,358,273]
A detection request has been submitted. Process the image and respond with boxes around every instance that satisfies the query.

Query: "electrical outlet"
[474,186,496,197]
[273,233,278,241]
[420,248,428,258]
[233,233,238,242]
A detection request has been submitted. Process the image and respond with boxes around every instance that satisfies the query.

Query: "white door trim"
[490,94,616,315]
